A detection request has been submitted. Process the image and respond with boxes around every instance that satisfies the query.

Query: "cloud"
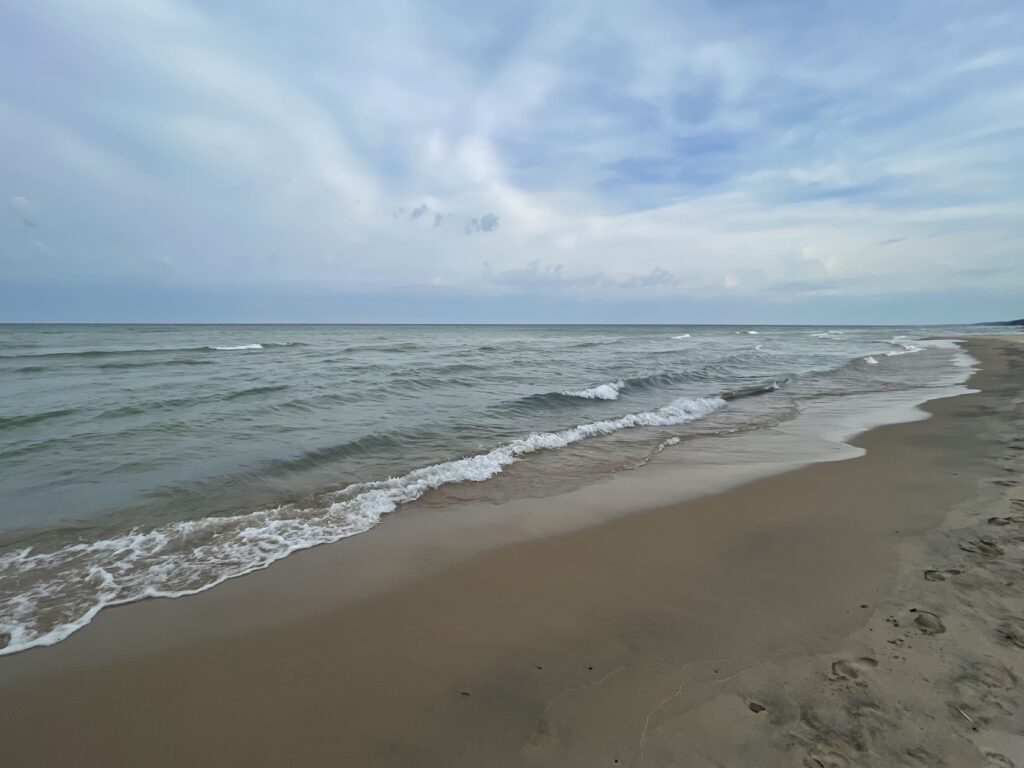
[621,267,679,289]
[483,258,683,295]
[465,212,499,234]
[9,196,37,228]
[0,1,1022,317]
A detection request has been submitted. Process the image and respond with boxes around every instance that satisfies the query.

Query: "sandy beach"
[1,336,1022,767]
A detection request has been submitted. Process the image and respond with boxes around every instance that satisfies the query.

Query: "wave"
[864,356,879,365]
[96,359,215,370]
[884,337,923,357]
[1,342,306,360]
[223,384,290,401]
[736,330,759,335]
[511,361,786,412]
[209,342,307,351]
[629,434,683,470]
[0,408,76,431]
[720,379,785,401]
[560,381,624,400]
[432,363,488,374]
[94,386,290,419]
[569,340,619,349]
[339,343,420,354]
[0,394,725,656]
[255,432,410,476]
[616,351,779,392]
[671,334,691,339]
[117,386,291,417]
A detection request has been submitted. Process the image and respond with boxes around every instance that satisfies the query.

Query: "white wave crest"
[884,337,923,356]
[658,436,680,451]
[671,334,691,339]
[0,395,726,656]
[863,355,879,365]
[561,381,625,400]
[210,344,264,351]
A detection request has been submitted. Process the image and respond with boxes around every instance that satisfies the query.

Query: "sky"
[1,0,1022,323]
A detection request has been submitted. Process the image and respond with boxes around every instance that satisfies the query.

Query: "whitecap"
[671,334,691,339]
[864,355,879,365]
[884,337,923,356]
[210,344,264,351]
[0,394,726,655]
[561,381,625,400]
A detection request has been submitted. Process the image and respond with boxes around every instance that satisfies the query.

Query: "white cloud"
[0,0,1022,307]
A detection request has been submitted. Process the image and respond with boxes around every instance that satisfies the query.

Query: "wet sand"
[1,337,1022,767]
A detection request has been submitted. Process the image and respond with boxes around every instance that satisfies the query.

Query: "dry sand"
[1,337,1022,767]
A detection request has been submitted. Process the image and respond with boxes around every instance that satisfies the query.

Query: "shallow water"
[0,323,1005,653]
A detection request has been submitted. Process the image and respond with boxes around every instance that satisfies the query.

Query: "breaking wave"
[561,381,625,400]
[0,342,306,360]
[884,337,924,357]
[0,394,725,656]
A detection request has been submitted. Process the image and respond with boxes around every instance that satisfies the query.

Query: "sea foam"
[0,394,725,656]
[884,337,923,356]
[561,381,625,400]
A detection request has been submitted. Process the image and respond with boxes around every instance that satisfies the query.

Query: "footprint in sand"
[804,750,850,768]
[960,539,1004,558]
[924,569,962,582]
[996,623,1024,649]
[952,660,1019,727]
[910,609,946,635]
[985,752,1015,768]
[830,657,879,680]
[972,659,1018,690]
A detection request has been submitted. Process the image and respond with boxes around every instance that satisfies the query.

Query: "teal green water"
[0,323,996,653]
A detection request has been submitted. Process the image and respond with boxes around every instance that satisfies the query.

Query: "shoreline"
[2,337,1022,766]
[0,360,973,671]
